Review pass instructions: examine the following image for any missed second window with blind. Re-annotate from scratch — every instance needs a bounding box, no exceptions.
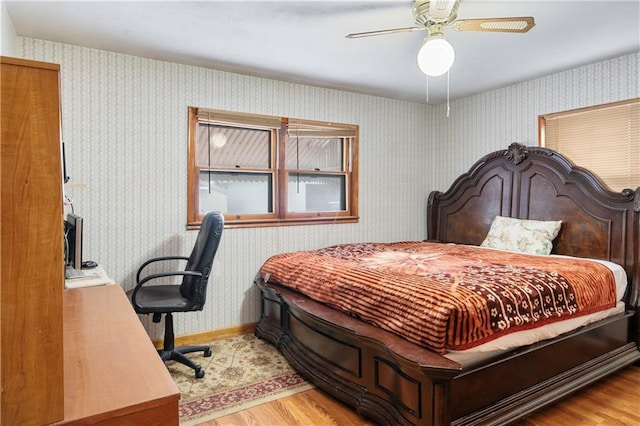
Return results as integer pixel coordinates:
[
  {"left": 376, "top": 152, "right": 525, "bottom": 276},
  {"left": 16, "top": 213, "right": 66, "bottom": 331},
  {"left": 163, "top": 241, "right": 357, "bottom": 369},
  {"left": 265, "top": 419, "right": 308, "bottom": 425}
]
[
  {"left": 539, "top": 98, "right": 639, "bottom": 193},
  {"left": 188, "top": 107, "right": 359, "bottom": 228}
]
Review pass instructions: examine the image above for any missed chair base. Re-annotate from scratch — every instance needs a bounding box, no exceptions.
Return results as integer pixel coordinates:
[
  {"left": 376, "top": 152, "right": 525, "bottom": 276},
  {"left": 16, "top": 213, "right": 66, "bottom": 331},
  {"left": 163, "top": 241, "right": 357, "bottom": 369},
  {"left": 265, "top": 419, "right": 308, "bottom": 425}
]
[
  {"left": 159, "top": 345, "right": 213, "bottom": 379},
  {"left": 156, "top": 311, "right": 213, "bottom": 378}
]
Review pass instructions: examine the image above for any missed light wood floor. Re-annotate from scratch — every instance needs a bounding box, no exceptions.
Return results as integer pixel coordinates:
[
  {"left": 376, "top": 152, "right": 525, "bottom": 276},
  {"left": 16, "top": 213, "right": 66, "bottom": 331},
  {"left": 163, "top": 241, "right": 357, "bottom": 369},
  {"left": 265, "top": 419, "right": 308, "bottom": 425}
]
[{"left": 204, "top": 363, "right": 640, "bottom": 425}]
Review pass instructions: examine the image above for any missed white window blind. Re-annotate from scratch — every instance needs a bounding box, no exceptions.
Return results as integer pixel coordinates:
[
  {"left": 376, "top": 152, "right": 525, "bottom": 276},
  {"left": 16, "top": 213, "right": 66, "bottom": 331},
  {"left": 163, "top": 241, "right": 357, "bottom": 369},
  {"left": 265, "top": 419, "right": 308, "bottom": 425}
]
[{"left": 541, "top": 99, "right": 639, "bottom": 192}]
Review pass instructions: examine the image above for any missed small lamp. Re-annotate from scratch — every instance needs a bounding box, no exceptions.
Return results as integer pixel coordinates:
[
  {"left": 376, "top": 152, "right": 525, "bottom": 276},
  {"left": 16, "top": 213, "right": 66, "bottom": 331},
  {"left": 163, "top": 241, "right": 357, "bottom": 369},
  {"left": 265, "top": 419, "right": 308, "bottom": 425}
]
[{"left": 417, "top": 34, "right": 455, "bottom": 77}]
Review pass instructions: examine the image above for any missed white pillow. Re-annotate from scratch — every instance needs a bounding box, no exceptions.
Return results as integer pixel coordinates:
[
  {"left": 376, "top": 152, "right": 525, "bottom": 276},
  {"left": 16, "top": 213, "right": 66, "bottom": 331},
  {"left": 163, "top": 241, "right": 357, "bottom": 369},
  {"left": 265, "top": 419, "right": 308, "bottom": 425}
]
[{"left": 480, "top": 216, "right": 562, "bottom": 255}]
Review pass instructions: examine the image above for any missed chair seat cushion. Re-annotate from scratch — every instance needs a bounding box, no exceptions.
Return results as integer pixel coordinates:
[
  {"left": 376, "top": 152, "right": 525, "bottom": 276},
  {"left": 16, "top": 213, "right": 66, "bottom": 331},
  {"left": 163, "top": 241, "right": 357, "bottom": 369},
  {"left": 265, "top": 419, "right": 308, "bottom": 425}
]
[{"left": 126, "top": 285, "right": 193, "bottom": 313}]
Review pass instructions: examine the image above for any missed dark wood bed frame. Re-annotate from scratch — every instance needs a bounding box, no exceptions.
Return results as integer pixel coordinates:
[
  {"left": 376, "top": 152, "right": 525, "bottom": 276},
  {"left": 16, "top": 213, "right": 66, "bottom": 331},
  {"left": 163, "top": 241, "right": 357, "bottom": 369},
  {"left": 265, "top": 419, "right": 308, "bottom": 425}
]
[{"left": 255, "top": 143, "right": 640, "bottom": 425}]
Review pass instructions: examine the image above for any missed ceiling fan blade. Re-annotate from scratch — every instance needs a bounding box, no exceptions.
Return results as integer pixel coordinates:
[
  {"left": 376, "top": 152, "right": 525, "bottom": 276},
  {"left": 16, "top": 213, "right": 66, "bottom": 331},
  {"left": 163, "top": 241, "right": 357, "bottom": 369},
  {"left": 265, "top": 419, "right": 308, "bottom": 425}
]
[
  {"left": 346, "top": 26, "right": 426, "bottom": 39},
  {"left": 452, "top": 17, "right": 535, "bottom": 33}
]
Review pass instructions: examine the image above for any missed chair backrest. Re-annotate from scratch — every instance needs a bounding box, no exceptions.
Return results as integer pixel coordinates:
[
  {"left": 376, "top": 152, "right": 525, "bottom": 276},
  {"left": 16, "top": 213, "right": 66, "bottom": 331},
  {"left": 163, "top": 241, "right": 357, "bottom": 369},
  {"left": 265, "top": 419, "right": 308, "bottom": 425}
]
[{"left": 180, "top": 211, "right": 224, "bottom": 309}]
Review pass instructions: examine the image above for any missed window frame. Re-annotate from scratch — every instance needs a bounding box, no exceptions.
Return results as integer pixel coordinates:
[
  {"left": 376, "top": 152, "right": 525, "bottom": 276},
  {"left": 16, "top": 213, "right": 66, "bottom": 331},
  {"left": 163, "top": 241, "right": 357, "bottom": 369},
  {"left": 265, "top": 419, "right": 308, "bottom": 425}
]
[
  {"left": 538, "top": 98, "right": 639, "bottom": 193},
  {"left": 187, "top": 107, "right": 359, "bottom": 228}
]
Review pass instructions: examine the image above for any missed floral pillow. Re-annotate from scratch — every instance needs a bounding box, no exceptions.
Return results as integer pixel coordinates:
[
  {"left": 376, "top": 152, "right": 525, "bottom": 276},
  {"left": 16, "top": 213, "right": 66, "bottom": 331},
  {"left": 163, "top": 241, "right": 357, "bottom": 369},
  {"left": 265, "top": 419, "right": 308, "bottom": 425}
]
[{"left": 480, "top": 216, "right": 562, "bottom": 255}]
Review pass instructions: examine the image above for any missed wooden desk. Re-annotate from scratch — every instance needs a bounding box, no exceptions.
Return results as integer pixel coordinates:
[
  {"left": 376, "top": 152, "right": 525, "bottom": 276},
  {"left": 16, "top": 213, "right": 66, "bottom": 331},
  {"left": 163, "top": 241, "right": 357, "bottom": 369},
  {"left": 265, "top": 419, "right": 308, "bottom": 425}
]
[{"left": 60, "top": 285, "right": 180, "bottom": 425}]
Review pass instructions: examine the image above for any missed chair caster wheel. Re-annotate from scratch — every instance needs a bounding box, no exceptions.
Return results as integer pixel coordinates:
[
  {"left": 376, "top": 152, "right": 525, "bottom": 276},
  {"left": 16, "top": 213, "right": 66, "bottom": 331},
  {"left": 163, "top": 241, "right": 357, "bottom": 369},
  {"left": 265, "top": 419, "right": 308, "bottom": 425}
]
[
  {"left": 195, "top": 368, "right": 205, "bottom": 379},
  {"left": 204, "top": 347, "right": 212, "bottom": 357}
]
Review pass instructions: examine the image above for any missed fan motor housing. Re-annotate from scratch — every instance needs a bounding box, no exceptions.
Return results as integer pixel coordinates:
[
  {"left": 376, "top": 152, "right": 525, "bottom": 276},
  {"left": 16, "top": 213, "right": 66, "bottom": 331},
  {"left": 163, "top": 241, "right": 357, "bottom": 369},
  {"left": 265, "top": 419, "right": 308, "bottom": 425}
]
[{"left": 413, "top": 0, "right": 459, "bottom": 26}]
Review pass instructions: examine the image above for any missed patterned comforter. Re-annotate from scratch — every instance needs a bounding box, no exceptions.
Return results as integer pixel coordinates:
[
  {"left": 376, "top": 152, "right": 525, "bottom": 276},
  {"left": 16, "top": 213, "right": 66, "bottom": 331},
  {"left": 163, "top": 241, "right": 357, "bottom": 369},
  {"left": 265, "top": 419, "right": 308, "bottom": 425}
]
[{"left": 259, "top": 242, "right": 617, "bottom": 353}]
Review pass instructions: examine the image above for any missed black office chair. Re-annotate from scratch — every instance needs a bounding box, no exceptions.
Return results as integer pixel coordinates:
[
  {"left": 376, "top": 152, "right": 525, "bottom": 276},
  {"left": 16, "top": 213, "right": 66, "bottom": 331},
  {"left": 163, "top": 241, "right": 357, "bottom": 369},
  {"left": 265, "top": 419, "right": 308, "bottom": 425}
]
[{"left": 127, "top": 211, "right": 224, "bottom": 378}]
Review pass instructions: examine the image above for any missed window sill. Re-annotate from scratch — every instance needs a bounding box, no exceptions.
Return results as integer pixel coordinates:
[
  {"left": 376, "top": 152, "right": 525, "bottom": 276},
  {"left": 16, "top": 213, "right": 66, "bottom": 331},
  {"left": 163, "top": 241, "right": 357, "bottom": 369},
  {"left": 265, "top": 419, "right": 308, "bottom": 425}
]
[{"left": 187, "top": 215, "right": 359, "bottom": 230}]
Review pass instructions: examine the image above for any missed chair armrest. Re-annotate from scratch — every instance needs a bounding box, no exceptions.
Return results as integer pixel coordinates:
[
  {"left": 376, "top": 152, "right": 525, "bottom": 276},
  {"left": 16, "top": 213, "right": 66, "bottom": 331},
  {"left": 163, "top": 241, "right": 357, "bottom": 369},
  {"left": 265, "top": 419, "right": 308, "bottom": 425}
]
[
  {"left": 130, "top": 270, "right": 202, "bottom": 310},
  {"left": 136, "top": 256, "right": 190, "bottom": 283}
]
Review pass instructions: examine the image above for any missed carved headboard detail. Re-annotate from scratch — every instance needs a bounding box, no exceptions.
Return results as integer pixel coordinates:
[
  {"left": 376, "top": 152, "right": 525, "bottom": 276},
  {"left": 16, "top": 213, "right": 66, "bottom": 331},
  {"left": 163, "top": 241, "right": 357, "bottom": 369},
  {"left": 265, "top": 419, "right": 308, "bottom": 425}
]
[{"left": 427, "top": 143, "right": 639, "bottom": 306}]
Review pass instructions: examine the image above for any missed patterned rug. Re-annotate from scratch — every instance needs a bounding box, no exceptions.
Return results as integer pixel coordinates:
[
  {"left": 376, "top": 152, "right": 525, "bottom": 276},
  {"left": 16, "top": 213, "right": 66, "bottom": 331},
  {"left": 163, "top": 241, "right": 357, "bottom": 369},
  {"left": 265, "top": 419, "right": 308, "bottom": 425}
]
[{"left": 167, "top": 333, "right": 314, "bottom": 425}]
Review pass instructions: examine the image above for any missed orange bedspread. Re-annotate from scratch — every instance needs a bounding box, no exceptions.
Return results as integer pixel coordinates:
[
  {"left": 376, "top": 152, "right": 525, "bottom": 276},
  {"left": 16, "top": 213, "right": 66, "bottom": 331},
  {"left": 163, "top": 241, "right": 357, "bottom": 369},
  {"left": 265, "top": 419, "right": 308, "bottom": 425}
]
[{"left": 260, "top": 242, "right": 617, "bottom": 353}]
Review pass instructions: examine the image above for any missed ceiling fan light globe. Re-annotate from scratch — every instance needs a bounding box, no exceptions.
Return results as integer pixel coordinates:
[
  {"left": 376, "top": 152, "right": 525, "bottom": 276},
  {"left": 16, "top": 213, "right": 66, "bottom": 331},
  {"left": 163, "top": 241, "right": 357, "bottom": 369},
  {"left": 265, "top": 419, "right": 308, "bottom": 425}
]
[
  {"left": 211, "top": 132, "right": 228, "bottom": 148},
  {"left": 417, "top": 38, "right": 455, "bottom": 77}
]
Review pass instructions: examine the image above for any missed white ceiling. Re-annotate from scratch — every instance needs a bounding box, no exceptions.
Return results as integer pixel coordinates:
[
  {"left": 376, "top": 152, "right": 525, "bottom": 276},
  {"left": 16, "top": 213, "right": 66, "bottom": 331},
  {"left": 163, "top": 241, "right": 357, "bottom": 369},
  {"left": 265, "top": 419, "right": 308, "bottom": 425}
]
[{"left": 4, "top": 0, "right": 640, "bottom": 104}]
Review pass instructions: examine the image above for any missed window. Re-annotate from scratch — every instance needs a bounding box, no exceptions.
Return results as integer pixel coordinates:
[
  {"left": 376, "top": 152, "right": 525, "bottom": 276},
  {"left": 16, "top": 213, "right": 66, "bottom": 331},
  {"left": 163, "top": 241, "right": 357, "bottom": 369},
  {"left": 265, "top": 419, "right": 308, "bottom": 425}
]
[
  {"left": 539, "top": 98, "right": 639, "bottom": 192},
  {"left": 188, "top": 107, "right": 359, "bottom": 228}
]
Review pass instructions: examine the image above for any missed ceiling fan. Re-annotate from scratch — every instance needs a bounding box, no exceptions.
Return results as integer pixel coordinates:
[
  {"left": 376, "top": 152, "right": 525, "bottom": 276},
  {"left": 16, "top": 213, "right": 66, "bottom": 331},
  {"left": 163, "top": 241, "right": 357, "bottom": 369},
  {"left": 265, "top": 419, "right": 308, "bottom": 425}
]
[{"left": 346, "top": 0, "right": 535, "bottom": 76}]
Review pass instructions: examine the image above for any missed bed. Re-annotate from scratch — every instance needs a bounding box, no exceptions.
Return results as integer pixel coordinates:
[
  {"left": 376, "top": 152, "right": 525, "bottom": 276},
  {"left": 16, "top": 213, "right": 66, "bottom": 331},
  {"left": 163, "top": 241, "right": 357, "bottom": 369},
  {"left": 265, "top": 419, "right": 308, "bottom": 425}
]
[{"left": 254, "top": 143, "right": 640, "bottom": 425}]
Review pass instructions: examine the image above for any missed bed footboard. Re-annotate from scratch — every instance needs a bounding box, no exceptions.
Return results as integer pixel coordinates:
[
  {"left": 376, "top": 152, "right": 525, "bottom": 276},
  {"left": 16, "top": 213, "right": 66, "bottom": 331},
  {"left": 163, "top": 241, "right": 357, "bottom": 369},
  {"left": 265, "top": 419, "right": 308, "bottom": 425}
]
[
  {"left": 255, "top": 279, "right": 640, "bottom": 426},
  {"left": 256, "top": 279, "right": 461, "bottom": 425}
]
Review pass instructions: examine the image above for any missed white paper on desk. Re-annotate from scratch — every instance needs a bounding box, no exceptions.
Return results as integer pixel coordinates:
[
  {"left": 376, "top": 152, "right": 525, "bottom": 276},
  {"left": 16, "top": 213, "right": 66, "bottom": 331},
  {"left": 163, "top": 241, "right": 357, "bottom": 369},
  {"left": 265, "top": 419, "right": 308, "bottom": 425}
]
[
  {"left": 65, "top": 266, "right": 115, "bottom": 289},
  {"left": 66, "top": 269, "right": 101, "bottom": 280}
]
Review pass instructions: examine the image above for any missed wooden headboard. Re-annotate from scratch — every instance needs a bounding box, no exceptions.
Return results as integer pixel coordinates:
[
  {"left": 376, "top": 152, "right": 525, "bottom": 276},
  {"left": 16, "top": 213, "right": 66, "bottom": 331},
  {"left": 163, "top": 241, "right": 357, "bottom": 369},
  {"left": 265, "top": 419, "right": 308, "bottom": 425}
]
[{"left": 427, "top": 143, "right": 639, "bottom": 306}]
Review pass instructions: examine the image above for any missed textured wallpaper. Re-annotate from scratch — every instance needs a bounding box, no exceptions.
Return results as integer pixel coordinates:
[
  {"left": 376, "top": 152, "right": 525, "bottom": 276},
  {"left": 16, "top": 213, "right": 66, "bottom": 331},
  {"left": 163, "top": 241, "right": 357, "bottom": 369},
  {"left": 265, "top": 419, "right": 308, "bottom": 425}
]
[
  {"left": 19, "top": 38, "right": 431, "bottom": 339},
  {"left": 430, "top": 52, "right": 639, "bottom": 190},
  {"left": 18, "top": 38, "right": 638, "bottom": 340}
]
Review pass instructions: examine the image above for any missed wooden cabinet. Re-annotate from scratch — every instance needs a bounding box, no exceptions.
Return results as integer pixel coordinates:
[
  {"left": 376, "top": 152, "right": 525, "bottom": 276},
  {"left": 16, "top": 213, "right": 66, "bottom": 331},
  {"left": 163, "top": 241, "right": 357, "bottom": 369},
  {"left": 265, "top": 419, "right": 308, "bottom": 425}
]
[
  {"left": 1, "top": 56, "right": 65, "bottom": 424},
  {"left": 1, "top": 56, "right": 179, "bottom": 425}
]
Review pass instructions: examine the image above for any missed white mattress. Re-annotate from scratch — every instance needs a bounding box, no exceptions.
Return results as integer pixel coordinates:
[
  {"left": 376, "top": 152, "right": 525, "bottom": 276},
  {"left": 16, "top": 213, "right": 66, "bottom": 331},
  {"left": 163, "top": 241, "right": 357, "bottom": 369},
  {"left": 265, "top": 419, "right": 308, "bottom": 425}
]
[{"left": 445, "top": 254, "right": 628, "bottom": 366}]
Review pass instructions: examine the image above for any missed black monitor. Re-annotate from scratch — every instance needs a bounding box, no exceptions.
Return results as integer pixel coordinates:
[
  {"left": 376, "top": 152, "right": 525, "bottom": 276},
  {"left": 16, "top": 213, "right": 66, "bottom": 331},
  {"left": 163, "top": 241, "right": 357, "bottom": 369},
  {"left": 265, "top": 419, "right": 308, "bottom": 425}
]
[
  {"left": 62, "top": 141, "right": 70, "bottom": 183},
  {"left": 65, "top": 213, "right": 83, "bottom": 269}
]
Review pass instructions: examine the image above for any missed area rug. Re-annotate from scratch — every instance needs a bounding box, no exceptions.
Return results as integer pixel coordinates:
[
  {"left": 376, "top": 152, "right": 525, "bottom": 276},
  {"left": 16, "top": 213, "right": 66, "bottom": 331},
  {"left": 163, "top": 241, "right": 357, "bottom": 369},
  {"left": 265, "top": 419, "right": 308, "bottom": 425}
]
[{"left": 167, "top": 333, "right": 314, "bottom": 425}]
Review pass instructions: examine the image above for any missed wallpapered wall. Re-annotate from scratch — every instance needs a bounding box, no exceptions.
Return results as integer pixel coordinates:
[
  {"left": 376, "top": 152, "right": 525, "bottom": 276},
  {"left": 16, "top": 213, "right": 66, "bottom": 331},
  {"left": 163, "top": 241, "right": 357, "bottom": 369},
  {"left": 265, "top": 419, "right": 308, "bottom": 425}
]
[
  {"left": 1, "top": 2, "right": 17, "bottom": 56},
  {"left": 18, "top": 38, "right": 638, "bottom": 340},
  {"left": 19, "top": 38, "right": 432, "bottom": 339},
  {"left": 429, "top": 52, "right": 639, "bottom": 190}
]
